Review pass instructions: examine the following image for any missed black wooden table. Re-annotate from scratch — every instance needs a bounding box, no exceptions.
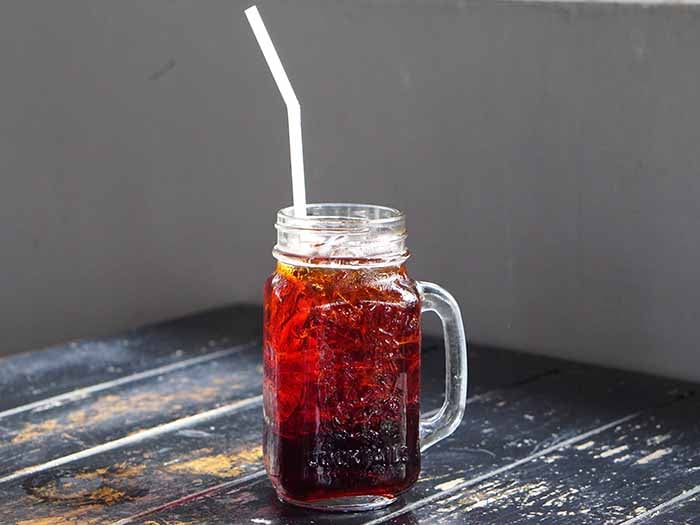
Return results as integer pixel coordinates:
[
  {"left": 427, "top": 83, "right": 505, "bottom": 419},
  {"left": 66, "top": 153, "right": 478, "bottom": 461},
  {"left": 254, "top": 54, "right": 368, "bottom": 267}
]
[{"left": 1, "top": 305, "right": 698, "bottom": 524}]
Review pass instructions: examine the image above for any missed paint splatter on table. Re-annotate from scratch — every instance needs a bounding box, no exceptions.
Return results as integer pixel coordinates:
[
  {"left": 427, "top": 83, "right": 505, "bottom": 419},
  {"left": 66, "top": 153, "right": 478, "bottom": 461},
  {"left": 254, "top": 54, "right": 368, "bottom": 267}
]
[{"left": 1, "top": 305, "right": 697, "bottom": 524}]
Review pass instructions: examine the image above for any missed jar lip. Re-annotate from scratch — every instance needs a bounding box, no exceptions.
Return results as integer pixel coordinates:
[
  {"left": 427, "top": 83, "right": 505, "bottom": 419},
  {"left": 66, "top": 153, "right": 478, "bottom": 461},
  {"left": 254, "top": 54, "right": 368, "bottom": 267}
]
[
  {"left": 274, "top": 203, "right": 408, "bottom": 264},
  {"left": 276, "top": 203, "right": 405, "bottom": 232}
]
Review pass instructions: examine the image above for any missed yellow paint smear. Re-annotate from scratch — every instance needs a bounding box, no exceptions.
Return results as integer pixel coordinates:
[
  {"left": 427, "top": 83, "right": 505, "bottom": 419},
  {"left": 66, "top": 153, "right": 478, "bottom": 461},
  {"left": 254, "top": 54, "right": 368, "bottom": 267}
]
[
  {"left": 23, "top": 462, "right": 146, "bottom": 510},
  {"left": 86, "top": 486, "right": 126, "bottom": 505},
  {"left": 67, "top": 411, "right": 87, "bottom": 426},
  {"left": 73, "top": 463, "right": 144, "bottom": 481},
  {"left": 11, "top": 419, "right": 60, "bottom": 444},
  {"left": 73, "top": 467, "right": 108, "bottom": 480},
  {"left": 167, "top": 446, "right": 262, "bottom": 477},
  {"left": 16, "top": 386, "right": 222, "bottom": 442},
  {"left": 75, "top": 387, "right": 219, "bottom": 427},
  {"left": 115, "top": 464, "right": 145, "bottom": 478}
]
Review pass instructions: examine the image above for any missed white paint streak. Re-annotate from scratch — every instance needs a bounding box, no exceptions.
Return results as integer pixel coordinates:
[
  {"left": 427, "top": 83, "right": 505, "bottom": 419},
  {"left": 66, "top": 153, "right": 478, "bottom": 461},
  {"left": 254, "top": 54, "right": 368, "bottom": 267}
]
[
  {"left": 613, "top": 454, "right": 633, "bottom": 463},
  {"left": 598, "top": 445, "right": 629, "bottom": 458},
  {"left": 542, "top": 454, "right": 562, "bottom": 464},
  {"left": 575, "top": 440, "right": 595, "bottom": 450},
  {"left": 647, "top": 434, "right": 672, "bottom": 446},
  {"left": 543, "top": 488, "right": 579, "bottom": 508},
  {"left": 635, "top": 448, "right": 673, "bottom": 465},
  {"left": 464, "top": 498, "right": 490, "bottom": 511},
  {"left": 435, "top": 478, "right": 466, "bottom": 491},
  {"left": 251, "top": 519, "right": 273, "bottom": 524}
]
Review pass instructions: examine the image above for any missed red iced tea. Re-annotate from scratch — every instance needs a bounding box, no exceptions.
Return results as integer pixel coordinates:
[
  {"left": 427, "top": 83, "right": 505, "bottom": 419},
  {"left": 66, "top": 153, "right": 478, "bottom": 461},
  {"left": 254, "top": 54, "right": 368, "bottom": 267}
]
[{"left": 263, "top": 261, "right": 421, "bottom": 503}]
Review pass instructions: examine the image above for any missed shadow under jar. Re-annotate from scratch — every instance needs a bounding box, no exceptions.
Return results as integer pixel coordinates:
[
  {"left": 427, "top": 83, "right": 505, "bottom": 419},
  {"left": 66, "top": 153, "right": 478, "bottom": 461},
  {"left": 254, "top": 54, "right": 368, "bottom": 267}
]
[{"left": 263, "top": 204, "right": 468, "bottom": 512}]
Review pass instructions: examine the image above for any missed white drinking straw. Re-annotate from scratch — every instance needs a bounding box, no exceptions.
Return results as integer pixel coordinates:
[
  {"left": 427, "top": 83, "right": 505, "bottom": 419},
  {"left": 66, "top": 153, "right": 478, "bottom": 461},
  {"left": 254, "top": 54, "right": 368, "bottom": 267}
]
[{"left": 245, "top": 5, "right": 307, "bottom": 217}]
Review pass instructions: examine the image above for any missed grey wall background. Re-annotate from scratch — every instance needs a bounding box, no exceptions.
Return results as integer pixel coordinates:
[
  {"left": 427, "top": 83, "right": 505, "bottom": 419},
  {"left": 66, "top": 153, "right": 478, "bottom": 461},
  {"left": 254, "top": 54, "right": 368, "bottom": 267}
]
[{"left": 1, "top": 1, "right": 699, "bottom": 380}]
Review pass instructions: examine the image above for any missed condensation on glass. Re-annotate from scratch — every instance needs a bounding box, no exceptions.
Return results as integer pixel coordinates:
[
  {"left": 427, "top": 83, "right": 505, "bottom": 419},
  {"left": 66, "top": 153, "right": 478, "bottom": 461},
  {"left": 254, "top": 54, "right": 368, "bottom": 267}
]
[{"left": 263, "top": 204, "right": 468, "bottom": 512}]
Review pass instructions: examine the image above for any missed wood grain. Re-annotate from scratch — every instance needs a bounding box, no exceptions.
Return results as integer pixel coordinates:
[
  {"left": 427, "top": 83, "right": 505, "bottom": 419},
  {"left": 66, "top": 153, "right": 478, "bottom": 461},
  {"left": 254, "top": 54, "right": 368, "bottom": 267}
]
[
  {"left": 137, "top": 365, "right": 690, "bottom": 524},
  {"left": 0, "top": 406, "right": 264, "bottom": 525},
  {"left": 0, "top": 305, "right": 261, "bottom": 416},
  {"left": 0, "top": 330, "right": 561, "bottom": 524},
  {"left": 405, "top": 393, "right": 700, "bottom": 524},
  {"left": 2, "top": 305, "right": 698, "bottom": 525},
  {"left": 0, "top": 345, "right": 261, "bottom": 480}
]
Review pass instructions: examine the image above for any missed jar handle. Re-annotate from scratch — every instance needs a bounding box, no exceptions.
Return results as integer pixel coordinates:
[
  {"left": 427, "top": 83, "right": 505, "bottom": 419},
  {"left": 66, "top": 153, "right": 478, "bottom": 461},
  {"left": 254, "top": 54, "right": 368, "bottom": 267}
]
[{"left": 417, "top": 281, "right": 468, "bottom": 452}]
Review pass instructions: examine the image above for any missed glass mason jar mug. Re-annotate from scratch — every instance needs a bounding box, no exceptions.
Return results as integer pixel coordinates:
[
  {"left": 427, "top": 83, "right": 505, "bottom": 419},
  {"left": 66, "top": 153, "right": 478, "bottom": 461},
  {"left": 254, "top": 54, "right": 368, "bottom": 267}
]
[{"left": 263, "top": 204, "right": 468, "bottom": 512}]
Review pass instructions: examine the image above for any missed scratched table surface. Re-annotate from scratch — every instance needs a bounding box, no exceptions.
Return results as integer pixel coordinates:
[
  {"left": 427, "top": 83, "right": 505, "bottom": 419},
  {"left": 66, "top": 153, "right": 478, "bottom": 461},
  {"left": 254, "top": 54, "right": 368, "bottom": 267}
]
[{"left": 1, "top": 305, "right": 699, "bottom": 525}]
